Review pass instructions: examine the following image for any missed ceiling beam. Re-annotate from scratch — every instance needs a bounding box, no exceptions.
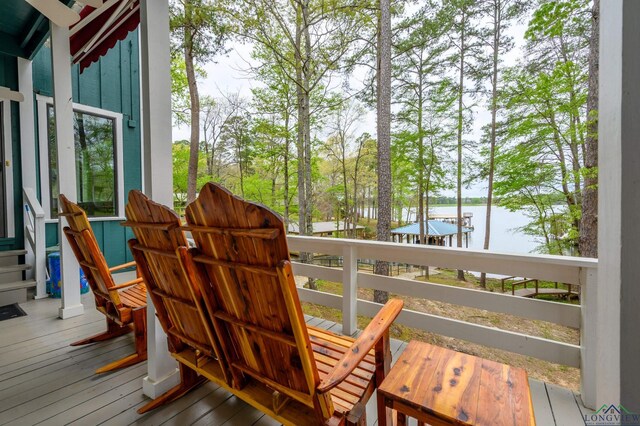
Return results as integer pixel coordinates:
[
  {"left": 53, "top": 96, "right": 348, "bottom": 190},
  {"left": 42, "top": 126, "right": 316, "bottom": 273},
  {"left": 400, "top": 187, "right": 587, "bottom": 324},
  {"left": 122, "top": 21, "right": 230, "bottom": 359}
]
[
  {"left": 0, "top": 31, "right": 27, "bottom": 58},
  {"left": 20, "top": 14, "right": 46, "bottom": 49},
  {"left": 24, "top": 0, "right": 80, "bottom": 28}
]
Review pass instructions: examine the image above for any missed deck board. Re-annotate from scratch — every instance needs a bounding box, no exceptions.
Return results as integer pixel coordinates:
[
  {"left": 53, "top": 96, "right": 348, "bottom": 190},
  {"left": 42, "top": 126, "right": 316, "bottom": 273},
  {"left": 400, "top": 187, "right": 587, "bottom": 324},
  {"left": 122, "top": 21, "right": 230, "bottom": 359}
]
[
  {"left": 545, "top": 382, "right": 585, "bottom": 426},
  {"left": 513, "top": 288, "right": 579, "bottom": 298},
  {"left": 0, "top": 294, "right": 588, "bottom": 425},
  {"left": 529, "top": 379, "right": 556, "bottom": 426}
]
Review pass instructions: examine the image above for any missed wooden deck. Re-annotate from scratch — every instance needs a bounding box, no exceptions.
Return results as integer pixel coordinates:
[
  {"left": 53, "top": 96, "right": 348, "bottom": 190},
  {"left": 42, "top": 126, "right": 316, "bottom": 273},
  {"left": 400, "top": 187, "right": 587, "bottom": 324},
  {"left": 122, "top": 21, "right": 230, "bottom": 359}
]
[
  {"left": 514, "top": 287, "right": 580, "bottom": 298},
  {"left": 0, "top": 295, "right": 592, "bottom": 425}
]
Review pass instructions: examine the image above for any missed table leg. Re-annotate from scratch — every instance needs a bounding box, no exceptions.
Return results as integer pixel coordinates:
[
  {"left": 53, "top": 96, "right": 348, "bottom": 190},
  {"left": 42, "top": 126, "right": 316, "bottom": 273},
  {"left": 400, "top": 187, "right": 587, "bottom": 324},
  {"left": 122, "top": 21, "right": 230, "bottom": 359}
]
[{"left": 397, "top": 411, "right": 407, "bottom": 426}]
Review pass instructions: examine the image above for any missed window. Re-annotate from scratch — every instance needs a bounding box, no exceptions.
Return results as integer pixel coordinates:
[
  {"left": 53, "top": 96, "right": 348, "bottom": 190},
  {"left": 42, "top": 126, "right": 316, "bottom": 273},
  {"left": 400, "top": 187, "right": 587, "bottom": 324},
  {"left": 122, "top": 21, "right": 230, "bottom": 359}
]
[{"left": 38, "top": 96, "right": 124, "bottom": 219}]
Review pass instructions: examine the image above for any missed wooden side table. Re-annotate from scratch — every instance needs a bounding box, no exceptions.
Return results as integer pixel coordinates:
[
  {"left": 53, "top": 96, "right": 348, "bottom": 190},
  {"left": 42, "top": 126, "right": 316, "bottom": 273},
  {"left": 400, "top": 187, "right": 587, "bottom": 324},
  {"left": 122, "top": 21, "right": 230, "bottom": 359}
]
[{"left": 378, "top": 341, "right": 536, "bottom": 425}]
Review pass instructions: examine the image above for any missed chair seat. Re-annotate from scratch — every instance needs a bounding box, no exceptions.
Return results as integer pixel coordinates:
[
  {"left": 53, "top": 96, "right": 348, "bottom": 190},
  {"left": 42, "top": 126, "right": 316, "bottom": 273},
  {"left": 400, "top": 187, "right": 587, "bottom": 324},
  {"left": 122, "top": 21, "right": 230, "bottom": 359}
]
[
  {"left": 118, "top": 283, "right": 147, "bottom": 309},
  {"left": 308, "top": 326, "right": 376, "bottom": 414}
]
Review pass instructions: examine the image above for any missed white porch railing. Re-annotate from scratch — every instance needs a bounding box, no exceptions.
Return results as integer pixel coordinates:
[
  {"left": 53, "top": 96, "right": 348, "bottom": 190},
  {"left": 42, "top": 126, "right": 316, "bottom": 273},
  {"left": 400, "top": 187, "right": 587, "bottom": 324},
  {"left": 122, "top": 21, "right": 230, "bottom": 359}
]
[
  {"left": 287, "top": 235, "right": 598, "bottom": 408},
  {"left": 23, "top": 187, "right": 46, "bottom": 299}
]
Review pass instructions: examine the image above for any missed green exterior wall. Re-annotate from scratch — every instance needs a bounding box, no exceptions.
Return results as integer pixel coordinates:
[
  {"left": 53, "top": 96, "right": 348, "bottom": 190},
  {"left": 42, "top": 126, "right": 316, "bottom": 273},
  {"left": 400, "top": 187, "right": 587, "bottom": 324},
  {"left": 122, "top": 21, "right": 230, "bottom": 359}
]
[
  {"left": 33, "top": 30, "right": 141, "bottom": 266},
  {"left": 0, "top": 53, "right": 24, "bottom": 251}
]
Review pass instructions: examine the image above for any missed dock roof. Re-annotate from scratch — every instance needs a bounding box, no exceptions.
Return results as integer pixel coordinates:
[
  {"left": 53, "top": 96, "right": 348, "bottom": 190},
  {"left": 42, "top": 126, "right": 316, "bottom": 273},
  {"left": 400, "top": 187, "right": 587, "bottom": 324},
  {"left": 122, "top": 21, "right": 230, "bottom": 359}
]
[
  {"left": 391, "top": 220, "right": 472, "bottom": 237},
  {"left": 287, "top": 221, "right": 365, "bottom": 235}
]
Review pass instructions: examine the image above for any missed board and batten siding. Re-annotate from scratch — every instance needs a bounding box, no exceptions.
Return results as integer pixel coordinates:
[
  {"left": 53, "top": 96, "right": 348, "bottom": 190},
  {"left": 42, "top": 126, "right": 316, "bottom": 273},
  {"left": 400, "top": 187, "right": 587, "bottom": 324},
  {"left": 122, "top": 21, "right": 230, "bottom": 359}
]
[
  {"left": 0, "top": 53, "right": 24, "bottom": 251},
  {"left": 33, "top": 31, "right": 141, "bottom": 266}
]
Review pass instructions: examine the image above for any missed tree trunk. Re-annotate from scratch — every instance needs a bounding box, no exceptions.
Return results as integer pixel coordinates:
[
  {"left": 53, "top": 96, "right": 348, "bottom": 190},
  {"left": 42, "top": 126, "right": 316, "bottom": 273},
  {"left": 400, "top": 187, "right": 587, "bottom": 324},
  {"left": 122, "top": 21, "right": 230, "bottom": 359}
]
[
  {"left": 283, "top": 115, "right": 291, "bottom": 227},
  {"left": 237, "top": 143, "right": 244, "bottom": 197},
  {"left": 417, "top": 72, "right": 425, "bottom": 246},
  {"left": 374, "top": 0, "right": 392, "bottom": 304},
  {"left": 456, "top": 8, "right": 466, "bottom": 281},
  {"left": 341, "top": 137, "right": 350, "bottom": 237},
  {"left": 550, "top": 109, "right": 581, "bottom": 235},
  {"left": 481, "top": 0, "right": 500, "bottom": 289},
  {"left": 302, "top": 2, "right": 316, "bottom": 289},
  {"left": 579, "top": 0, "right": 599, "bottom": 258},
  {"left": 367, "top": 186, "right": 371, "bottom": 224},
  {"left": 185, "top": 27, "right": 200, "bottom": 204},
  {"left": 294, "top": 3, "right": 316, "bottom": 289}
]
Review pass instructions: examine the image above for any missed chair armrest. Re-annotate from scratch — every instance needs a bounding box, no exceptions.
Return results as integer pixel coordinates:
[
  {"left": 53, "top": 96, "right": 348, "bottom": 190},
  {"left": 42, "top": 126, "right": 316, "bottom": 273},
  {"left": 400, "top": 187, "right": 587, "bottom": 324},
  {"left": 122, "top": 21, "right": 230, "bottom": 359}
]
[
  {"left": 317, "top": 299, "right": 403, "bottom": 393},
  {"left": 109, "top": 261, "right": 137, "bottom": 273},
  {"left": 110, "top": 277, "right": 144, "bottom": 291}
]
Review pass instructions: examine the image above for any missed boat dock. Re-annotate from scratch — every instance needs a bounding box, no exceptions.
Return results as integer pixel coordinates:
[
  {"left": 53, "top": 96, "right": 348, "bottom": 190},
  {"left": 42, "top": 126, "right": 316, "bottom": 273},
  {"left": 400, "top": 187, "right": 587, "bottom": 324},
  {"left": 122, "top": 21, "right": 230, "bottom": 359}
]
[{"left": 429, "top": 212, "right": 473, "bottom": 228}]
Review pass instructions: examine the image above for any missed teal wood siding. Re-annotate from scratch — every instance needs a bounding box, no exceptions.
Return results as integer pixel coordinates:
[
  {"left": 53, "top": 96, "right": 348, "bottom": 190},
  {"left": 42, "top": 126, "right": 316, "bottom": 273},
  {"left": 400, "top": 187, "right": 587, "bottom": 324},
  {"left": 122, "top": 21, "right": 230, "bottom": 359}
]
[
  {"left": 0, "top": 53, "right": 24, "bottom": 251},
  {"left": 34, "top": 30, "right": 140, "bottom": 265},
  {"left": 45, "top": 220, "right": 134, "bottom": 265}
]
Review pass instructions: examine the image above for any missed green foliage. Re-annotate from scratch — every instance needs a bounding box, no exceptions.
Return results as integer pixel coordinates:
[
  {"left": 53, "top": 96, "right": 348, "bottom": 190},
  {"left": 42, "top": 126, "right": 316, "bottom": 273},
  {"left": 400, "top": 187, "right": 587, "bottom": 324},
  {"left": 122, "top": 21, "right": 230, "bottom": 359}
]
[
  {"left": 169, "top": 0, "right": 228, "bottom": 63},
  {"left": 495, "top": 0, "right": 591, "bottom": 254},
  {"left": 168, "top": 0, "right": 596, "bottom": 255}
]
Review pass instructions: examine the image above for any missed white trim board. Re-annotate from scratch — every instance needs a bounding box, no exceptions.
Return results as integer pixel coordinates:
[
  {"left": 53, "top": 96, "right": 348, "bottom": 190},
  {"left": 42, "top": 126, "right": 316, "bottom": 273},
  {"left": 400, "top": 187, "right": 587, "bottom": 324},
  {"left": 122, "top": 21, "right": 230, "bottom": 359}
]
[
  {"left": 1, "top": 100, "right": 15, "bottom": 238},
  {"left": 36, "top": 94, "right": 125, "bottom": 220}
]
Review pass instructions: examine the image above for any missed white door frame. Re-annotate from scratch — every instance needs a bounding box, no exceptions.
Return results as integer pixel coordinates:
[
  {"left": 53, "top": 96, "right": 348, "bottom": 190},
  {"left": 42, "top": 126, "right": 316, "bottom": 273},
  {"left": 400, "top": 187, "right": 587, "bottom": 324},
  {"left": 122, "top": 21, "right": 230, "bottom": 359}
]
[{"left": 0, "top": 100, "right": 15, "bottom": 239}]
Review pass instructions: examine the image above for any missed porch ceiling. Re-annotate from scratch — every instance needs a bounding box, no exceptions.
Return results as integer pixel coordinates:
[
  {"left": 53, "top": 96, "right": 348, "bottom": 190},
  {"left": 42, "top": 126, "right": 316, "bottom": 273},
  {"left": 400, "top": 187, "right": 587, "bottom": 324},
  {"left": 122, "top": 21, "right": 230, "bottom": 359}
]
[{"left": 0, "top": 0, "right": 74, "bottom": 59}]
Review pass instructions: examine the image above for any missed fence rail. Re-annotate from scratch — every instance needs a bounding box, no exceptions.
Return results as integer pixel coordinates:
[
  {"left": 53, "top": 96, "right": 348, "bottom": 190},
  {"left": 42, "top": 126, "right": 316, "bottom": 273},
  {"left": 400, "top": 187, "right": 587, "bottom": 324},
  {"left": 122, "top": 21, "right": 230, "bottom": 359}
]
[{"left": 287, "top": 235, "right": 598, "bottom": 404}]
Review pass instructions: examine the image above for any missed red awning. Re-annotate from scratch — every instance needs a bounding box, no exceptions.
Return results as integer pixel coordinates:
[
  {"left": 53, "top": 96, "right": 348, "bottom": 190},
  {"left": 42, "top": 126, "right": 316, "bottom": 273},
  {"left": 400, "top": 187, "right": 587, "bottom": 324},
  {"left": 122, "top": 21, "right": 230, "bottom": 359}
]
[{"left": 70, "top": 0, "right": 140, "bottom": 73}]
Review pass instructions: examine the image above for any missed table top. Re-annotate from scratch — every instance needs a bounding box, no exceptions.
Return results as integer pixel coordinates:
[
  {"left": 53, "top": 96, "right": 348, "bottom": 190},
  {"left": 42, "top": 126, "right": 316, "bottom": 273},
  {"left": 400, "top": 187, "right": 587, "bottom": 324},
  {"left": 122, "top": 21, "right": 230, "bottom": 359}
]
[{"left": 378, "top": 340, "right": 536, "bottom": 425}]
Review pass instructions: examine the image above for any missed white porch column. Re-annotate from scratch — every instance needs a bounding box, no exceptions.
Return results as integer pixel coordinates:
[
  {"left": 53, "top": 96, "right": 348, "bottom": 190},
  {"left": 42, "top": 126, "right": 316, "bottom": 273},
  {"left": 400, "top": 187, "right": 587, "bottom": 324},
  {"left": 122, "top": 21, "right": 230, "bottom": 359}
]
[
  {"left": 139, "top": 0, "right": 179, "bottom": 398},
  {"left": 595, "top": 0, "right": 640, "bottom": 410},
  {"left": 18, "top": 58, "right": 47, "bottom": 300},
  {"left": 17, "top": 59, "right": 38, "bottom": 295},
  {"left": 50, "top": 24, "right": 83, "bottom": 319},
  {"left": 600, "top": 0, "right": 640, "bottom": 413},
  {"left": 17, "top": 59, "right": 36, "bottom": 192}
]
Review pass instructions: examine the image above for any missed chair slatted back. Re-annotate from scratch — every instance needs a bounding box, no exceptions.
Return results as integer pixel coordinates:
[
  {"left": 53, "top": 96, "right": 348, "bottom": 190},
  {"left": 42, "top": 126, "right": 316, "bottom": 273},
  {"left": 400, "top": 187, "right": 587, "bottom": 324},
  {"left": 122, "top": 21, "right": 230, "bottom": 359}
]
[
  {"left": 124, "top": 190, "right": 227, "bottom": 370},
  {"left": 183, "top": 183, "right": 333, "bottom": 418},
  {"left": 59, "top": 195, "right": 121, "bottom": 309}
]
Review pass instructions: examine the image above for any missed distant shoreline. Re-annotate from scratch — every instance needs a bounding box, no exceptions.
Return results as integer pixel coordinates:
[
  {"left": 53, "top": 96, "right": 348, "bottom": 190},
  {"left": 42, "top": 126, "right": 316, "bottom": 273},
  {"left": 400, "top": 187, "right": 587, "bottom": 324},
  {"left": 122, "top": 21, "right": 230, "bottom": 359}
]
[{"left": 431, "top": 204, "right": 488, "bottom": 207}]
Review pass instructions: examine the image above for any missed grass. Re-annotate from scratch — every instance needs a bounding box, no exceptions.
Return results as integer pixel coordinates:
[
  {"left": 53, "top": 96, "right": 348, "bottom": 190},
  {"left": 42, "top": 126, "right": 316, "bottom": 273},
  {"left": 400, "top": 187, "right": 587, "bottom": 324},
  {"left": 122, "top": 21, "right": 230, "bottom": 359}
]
[{"left": 301, "top": 268, "right": 581, "bottom": 391}]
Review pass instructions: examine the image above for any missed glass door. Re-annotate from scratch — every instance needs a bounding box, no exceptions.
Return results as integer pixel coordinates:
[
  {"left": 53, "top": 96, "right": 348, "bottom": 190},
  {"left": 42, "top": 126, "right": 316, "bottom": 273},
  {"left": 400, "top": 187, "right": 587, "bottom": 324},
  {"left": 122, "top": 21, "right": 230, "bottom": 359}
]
[{"left": 0, "top": 101, "right": 5, "bottom": 238}]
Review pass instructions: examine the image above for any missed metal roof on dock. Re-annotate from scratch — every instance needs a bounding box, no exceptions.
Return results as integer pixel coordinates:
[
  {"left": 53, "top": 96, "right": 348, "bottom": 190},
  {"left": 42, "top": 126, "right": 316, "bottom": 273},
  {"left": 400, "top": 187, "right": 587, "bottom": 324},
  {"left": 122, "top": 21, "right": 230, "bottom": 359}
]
[
  {"left": 287, "top": 221, "right": 365, "bottom": 234},
  {"left": 391, "top": 220, "right": 472, "bottom": 237}
]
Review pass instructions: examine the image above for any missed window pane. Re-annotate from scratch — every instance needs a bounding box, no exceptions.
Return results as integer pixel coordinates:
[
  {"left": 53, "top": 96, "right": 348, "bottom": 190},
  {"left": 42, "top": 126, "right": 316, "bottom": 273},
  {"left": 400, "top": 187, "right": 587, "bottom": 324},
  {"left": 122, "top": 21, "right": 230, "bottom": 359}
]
[
  {"left": 74, "top": 111, "right": 116, "bottom": 216},
  {"left": 47, "top": 105, "right": 58, "bottom": 216},
  {"left": 47, "top": 105, "right": 117, "bottom": 217}
]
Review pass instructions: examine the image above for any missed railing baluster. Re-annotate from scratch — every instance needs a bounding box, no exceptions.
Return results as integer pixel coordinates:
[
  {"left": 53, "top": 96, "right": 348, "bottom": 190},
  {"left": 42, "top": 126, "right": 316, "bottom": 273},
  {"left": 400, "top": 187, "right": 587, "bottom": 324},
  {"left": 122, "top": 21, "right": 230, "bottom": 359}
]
[
  {"left": 342, "top": 245, "right": 358, "bottom": 336},
  {"left": 23, "top": 188, "right": 47, "bottom": 299}
]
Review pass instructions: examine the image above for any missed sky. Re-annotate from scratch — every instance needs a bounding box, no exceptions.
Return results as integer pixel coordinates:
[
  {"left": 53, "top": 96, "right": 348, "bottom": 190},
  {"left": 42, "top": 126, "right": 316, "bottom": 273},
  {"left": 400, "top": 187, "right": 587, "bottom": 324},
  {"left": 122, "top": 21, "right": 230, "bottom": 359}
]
[{"left": 172, "top": 15, "right": 530, "bottom": 198}]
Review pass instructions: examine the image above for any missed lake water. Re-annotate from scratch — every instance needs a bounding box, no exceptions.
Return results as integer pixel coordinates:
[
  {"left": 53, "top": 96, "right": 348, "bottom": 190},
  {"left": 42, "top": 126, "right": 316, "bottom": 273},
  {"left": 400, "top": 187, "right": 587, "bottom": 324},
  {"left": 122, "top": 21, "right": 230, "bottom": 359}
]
[{"left": 425, "top": 205, "right": 540, "bottom": 254}]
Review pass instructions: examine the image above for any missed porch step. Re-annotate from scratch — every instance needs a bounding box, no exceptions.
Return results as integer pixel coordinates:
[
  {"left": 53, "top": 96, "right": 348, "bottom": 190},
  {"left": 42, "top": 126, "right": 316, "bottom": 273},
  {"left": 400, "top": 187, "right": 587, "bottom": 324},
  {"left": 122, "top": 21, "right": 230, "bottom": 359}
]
[
  {"left": 0, "top": 264, "right": 31, "bottom": 274},
  {"left": 0, "top": 249, "right": 27, "bottom": 258},
  {"left": 0, "top": 279, "right": 36, "bottom": 305},
  {"left": 0, "top": 264, "right": 31, "bottom": 286},
  {"left": 0, "top": 279, "right": 37, "bottom": 292}
]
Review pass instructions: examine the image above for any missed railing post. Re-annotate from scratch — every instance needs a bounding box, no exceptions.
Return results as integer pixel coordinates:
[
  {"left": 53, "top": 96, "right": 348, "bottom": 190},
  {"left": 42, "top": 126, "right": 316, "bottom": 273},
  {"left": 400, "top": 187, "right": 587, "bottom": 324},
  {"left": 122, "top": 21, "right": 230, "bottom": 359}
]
[
  {"left": 342, "top": 245, "right": 358, "bottom": 336},
  {"left": 23, "top": 203, "right": 35, "bottom": 283},
  {"left": 580, "top": 266, "right": 598, "bottom": 409},
  {"left": 23, "top": 188, "right": 47, "bottom": 300},
  {"left": 34, "top": 212, "right": 46, "bottom": 299}
]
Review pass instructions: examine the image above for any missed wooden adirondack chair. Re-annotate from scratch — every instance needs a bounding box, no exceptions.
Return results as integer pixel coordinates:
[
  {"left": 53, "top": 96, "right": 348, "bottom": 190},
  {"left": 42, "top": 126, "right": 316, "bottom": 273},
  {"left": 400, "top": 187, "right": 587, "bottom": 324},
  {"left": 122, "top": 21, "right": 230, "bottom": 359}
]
[
  {"left": 123, "top": 190, "right": 223, "bottom": 412},
  {"left": 59, "top": 194, "right": 147, "bottom": 374},
  {"left": 127, "top": 183, "right": 403, "bottom": 425}
]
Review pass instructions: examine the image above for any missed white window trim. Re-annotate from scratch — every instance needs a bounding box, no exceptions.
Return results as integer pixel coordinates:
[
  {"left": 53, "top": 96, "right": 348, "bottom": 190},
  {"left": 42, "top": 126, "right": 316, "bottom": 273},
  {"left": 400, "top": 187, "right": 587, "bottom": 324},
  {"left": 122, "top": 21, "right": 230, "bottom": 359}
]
[
  {"left": 1, "top": 100, "right": 15, "bottom": 238},
  {"left": 36, "top": 94, "right": 125, "bottom": 222}
]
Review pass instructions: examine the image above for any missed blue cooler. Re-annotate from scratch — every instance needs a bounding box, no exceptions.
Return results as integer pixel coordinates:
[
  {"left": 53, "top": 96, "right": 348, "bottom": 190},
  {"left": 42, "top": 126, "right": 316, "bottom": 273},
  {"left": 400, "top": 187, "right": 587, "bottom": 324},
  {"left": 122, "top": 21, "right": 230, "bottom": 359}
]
[
  {"left": 48, "top": 252, "right": 62, "bottom": 298},
  {"left": 80, "top": 269, "right": 89, "bottom": 294},
  {"left": 47, "top": 252, "right": 90, "bottom": 297}
]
